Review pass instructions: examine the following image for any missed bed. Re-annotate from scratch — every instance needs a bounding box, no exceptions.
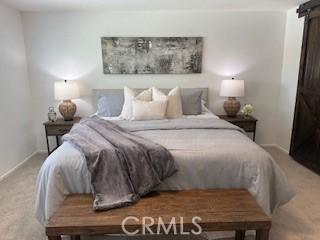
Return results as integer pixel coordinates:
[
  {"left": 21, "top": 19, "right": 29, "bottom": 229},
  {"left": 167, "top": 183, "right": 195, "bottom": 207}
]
[{"left": 35, "top": 88, "right": 295, "bottom": 225}]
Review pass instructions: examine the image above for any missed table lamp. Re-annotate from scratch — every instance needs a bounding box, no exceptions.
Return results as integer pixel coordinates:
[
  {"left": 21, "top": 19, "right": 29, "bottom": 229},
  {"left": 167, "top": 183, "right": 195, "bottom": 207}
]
[
  {"left": 220, "top": 78, "right": 245, "bottom": 117},
  {"left": 54, "top": 80, "right": 79, "bottom": 121}
]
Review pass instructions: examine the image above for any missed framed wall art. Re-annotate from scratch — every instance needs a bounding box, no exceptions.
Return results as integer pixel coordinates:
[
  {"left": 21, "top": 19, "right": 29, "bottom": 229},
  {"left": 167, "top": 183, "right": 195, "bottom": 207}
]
[{"left": 101, "top": 37, "right": 203, "bottom": 74}]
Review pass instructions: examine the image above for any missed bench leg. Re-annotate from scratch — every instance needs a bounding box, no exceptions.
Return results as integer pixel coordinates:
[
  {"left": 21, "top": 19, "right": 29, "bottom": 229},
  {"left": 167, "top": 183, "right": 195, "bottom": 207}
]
[
  {"left": 48, "top": 236, "right": 61, "bottom": 240},
  {"left": 256, "top": 229, "right": 269, "bottom": 240},
  {"left": 235, "top": 230, "right": 246, "bottom": 240},
  {"left": 71, "top": 235, "right": 80, "bottom": 240}
]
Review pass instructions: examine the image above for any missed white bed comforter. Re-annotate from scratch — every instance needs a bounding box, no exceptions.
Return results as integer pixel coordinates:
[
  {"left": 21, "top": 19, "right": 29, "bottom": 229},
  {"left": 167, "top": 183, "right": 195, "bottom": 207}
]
[{"left": 35, "top": 115, "right": 295, "bottom": 225}]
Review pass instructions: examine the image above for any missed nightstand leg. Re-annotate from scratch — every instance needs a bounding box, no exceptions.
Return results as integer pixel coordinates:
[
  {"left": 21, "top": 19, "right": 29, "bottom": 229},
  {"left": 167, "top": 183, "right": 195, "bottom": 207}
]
[
  {"left": 48, "top": 236, "right": 61, "bottom": 240},
  {"left": 253, "top": 127, "right": 257, "bottom": 142},
  {"left": 71, "top": 235, "right": 80, "bottom": 240},
  {"left": 235, "top": 230, "right": 245, "bottom": 240},
  {"left": 56, "top": 136, "right": 59, "bottom": 147},
  {"left": 46, "top": 137, "right": 50, "bottom": 155},
  {"left": 45, "top": 127, "right": 50, "bottom": 155},
  {"left": 256, "top": 229, "right": 269, "bottom": 240}
]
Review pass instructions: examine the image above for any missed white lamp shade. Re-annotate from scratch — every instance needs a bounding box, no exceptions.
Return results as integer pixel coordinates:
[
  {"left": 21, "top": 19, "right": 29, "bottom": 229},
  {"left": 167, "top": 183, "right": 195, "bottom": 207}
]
[
  {"left": 220, "top": 79, "right": 245, "bottom": 97},
  {"left": 54, "top": 81, "right": 80, "bottom": 100}
]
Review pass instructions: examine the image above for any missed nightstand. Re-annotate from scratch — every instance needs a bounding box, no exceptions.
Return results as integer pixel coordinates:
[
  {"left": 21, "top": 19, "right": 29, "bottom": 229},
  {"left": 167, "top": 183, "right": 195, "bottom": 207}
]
[
  {"left": 218, "top": 115, "right": 258, "bottom": 141},
  {"left": 43, "top": 117, "right": 81, "bottom": 155}
]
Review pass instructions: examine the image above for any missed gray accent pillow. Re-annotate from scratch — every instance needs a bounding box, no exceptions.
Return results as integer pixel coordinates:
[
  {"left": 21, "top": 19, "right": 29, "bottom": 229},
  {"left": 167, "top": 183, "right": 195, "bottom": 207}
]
[
  {"left": 181, "top": 90, "right": 203, "bottom": 115},
  {"left": 97, "top": 94, "right": 124, "bottom": 117}
]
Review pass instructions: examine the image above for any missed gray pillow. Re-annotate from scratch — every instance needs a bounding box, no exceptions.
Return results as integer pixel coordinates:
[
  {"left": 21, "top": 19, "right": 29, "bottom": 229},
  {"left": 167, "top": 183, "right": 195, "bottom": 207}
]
[
  {"left": 181, "top": 90, "right": 203, "bottom": 115},
  {"left": 97, "top": 94, "right": 124, "bottom": 117}
]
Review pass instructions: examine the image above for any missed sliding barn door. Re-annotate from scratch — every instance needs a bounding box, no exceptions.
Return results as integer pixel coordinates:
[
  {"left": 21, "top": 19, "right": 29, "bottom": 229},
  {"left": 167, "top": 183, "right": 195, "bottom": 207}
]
[{"left": 290, "top": 3, "right": 320, "bottom": 174}]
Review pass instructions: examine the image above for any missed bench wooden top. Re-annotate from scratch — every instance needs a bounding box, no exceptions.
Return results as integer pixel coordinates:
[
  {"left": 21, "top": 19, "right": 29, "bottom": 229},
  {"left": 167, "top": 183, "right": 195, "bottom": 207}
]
[{"left": 46, "top": 190, "right": 271, "bottom": 236}]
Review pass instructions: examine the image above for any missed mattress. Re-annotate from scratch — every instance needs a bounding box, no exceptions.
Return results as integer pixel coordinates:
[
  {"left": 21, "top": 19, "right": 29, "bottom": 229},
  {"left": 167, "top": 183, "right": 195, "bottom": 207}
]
[{"left": 35, "top": 113, "right": 294, "bottom": 225}]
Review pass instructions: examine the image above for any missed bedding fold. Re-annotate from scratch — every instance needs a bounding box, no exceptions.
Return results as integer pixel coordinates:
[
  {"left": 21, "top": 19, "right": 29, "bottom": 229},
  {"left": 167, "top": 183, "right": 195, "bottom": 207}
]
[
  {"left": 114, "top": 118, "right": 245, "bottom": 132},
  {"left": 62, "top": 117, "right": 177, "bottom": 211}
]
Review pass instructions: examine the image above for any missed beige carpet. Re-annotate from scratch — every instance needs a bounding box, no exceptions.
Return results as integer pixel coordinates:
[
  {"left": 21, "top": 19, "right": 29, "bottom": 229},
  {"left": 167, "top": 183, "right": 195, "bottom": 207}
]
[{"left": 0, "top": 146, "right": 319, "bottom": 240}]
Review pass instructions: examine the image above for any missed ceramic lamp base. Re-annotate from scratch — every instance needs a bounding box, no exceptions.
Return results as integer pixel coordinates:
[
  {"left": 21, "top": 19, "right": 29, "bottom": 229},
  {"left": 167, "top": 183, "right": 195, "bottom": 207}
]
[
  {"left": 223, "top": 97, "right": 240, "bottom": 118},
  {"left": 59, "top": 100, "right": 77, "bottom": 121}
]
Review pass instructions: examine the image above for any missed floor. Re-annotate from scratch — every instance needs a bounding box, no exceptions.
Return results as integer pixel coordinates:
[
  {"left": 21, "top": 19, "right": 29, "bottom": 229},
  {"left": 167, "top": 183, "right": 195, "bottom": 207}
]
[{"left": 0, "top": 146, "right": 319, "bottom": 240}]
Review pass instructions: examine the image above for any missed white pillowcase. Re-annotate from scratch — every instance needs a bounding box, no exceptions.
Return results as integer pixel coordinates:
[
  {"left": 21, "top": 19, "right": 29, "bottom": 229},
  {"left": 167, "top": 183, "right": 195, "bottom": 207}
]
[
  {"left": 120, "top": 87, "right": 152, "bottom": 120},
  {"left": 200, "top": 100, "right": 219, "bottom": 119},
  {"left": 152, "top": 87, "right": 183, "bottom": 119},
  {"left": 132, "top": 100, "right": 168, "bottom": 120},
  {"left": 201, "top": 100, "right": 210, "bottom": 113}
]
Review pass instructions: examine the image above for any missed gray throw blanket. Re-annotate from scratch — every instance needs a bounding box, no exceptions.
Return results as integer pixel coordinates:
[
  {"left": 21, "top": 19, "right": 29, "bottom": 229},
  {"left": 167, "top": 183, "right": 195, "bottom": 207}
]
[{"left": 62, "top": 118, "right": 177, "bottom": 211}]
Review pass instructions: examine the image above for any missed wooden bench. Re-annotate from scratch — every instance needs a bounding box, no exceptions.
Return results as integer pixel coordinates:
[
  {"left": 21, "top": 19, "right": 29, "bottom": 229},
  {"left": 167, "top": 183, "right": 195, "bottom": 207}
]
[{"left": 46, "top": 190, "right": 271, "bottom": 240}]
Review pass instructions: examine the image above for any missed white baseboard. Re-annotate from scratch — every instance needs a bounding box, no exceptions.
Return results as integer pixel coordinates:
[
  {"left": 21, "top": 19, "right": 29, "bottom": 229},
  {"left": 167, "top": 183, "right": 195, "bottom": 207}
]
[
  {"left": 260, "top": 144, "right": 289, "bottom": 154},
  {"left": 275, "top": 145, "right": 289, "bottom": 154},
  {"left": 0, "top": 151, "right": 38, "bottom": 182},
  {"left": 37, "top": 149, "right": 48, "bottom": 154},
  {"left": 260, "top": 143, "right": 277, "bottom": 147}
]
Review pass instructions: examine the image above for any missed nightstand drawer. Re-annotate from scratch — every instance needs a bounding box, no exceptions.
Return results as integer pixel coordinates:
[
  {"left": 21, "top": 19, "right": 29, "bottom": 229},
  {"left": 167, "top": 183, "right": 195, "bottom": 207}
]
[
  {"left": 235, "top": 122, "right": 256, "bottom": 132},
  {"left": 44, "top": 117, "right": 81, "bottom": 155},
  {"left": 218, "top": 115, "right": 257, "bottom": 141},
  {"left": 46, "top": 125, "right": 72, "bottom": 136}
]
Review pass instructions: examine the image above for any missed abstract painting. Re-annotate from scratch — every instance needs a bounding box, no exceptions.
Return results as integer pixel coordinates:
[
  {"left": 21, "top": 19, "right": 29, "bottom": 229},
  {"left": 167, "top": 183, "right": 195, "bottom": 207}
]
[{"left": 101, "top": 37, "right": 203, "bottom": 74}]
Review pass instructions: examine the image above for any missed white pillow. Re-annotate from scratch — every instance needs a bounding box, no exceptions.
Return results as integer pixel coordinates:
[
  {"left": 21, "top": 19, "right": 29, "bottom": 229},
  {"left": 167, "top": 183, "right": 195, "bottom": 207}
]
[
  {"left": 200, "top": 100, "right": 219, "bottom": 119},
  {"left": 120, "top": 87, "right": 152, "bottom": 120},
  {"left": 152, "top": 87, "right": 183, "bottom": 119},
  {"left": 132, "top": 100, "right": 168, "bottom": 120},
  {"left": 201, "top": 100, "right": 209, "bottom": 113}
]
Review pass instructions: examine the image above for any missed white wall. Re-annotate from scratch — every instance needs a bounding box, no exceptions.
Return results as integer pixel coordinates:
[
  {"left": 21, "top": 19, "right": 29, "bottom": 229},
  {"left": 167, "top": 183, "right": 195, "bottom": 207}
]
[
  {"left": 276, "top": 8, "right": 304, "bottom": 151},
  {"left": 0, "top": 4, "right": 35, "bottom": 178},
  {"left": 22, "top": 10, "right": 287, "bottom": 150}
]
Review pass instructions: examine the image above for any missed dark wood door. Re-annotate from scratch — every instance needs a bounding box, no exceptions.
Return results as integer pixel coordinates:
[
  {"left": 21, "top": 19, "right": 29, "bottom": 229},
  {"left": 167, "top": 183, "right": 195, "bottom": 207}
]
[{"left": 291, "top": 4, "right": 320, "bottom": 174}]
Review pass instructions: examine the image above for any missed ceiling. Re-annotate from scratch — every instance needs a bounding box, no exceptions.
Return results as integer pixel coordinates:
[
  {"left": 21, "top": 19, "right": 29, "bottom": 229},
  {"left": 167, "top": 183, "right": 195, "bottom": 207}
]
[{"left": 1, "top": 0, "right": 307, "bottom": 12}]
